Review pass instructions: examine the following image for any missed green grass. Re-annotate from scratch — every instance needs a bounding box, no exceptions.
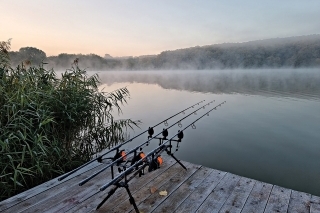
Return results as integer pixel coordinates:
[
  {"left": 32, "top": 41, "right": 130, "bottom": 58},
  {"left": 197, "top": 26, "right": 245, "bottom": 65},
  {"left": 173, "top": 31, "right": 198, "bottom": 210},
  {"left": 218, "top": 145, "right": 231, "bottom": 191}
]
[{"left": 0, "top": 40, "right": 138, "bottom": 201}]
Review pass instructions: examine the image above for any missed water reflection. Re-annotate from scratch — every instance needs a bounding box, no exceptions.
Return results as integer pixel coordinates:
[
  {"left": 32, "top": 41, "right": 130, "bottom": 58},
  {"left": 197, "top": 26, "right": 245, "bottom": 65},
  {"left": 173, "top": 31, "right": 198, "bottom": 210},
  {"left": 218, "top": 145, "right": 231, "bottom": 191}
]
[
  {"left": 94, "top": 69, "right": 320, "bottom": 196},
  {"left": 97, "top": 69, "right": 320, "bottom": 100}
]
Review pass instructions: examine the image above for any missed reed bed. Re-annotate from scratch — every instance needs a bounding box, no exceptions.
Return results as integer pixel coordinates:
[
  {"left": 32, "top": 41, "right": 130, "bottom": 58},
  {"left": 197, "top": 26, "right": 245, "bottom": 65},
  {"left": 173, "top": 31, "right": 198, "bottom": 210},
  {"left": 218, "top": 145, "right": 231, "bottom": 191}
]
[{"left": 0, "top": 40, "right": 138, "bottom": 201}]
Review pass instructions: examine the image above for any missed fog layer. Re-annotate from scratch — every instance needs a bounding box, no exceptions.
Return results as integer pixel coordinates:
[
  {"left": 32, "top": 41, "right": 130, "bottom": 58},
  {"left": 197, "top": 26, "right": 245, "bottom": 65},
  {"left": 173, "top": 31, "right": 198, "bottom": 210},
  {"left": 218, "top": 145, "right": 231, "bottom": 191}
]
[
  {"left": 9, "top": 35, "right": 320, "bottom": 70},
  {"left": 97, "top": 69, "right": 320, "bottom": 100}
]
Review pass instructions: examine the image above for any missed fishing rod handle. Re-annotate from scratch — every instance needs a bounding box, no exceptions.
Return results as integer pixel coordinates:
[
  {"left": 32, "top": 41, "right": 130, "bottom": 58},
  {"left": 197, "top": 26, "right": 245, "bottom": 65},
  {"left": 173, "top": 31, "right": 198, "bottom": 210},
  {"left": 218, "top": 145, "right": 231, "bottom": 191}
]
[
  {"left": 79, "top": 144, "right": 148, "bottom": 186},
  {"left": 100, "top": 145, "right": 168, "bottom": 191}
]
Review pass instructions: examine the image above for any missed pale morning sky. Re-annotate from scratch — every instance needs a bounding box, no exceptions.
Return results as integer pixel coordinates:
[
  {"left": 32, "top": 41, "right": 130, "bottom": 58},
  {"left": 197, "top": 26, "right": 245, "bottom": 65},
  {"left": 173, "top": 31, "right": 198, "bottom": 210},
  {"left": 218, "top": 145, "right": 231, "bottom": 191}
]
[{"left": 1, "top": 0, "right": 320, "bottom": 57}]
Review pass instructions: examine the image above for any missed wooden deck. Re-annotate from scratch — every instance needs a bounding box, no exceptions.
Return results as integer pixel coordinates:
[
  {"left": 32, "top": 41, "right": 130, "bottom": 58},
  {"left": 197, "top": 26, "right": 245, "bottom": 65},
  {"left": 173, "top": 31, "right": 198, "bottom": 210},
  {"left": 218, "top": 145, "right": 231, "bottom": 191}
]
[{"left": 1, "top": 155, "right": 320, "bottom": 213}]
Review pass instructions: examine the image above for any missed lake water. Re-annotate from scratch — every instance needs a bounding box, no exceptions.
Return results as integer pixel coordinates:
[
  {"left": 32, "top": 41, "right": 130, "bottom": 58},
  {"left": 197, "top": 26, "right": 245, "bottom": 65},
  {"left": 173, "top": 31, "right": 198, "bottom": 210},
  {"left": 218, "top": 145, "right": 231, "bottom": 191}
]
[{"left": 92, "top": 69, "right": 320, "bottom": 196}]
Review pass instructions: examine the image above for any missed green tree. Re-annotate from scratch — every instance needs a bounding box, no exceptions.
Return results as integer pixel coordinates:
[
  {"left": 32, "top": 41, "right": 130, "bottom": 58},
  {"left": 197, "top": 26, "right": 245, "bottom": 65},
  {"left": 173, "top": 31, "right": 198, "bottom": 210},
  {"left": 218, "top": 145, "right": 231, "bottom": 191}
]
[{"left": 18, "top": 47, "right": 46, "bottom": 65}]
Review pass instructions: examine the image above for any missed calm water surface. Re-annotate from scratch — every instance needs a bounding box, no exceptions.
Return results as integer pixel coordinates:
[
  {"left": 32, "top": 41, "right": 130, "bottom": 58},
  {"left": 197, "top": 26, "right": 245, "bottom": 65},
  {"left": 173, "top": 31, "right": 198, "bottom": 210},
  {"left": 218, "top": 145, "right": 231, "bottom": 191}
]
[{"left": 92, "top": 69, "right": 320, "bottom": 196}]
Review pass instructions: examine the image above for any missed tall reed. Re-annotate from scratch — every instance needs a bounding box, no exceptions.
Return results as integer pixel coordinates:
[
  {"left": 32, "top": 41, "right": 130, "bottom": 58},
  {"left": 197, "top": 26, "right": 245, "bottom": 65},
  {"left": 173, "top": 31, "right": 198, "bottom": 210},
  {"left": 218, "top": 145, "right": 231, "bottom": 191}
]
[{"left": 0, "top": 40, "right": 138, "bottom": 201}]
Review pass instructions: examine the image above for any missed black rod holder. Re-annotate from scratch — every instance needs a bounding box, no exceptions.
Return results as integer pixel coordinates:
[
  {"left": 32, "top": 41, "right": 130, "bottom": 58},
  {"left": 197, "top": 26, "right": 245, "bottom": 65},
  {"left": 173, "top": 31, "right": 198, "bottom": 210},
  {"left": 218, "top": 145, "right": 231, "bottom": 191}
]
[{"left": 58, "top": 100, "right": 206, "bottom": 181}]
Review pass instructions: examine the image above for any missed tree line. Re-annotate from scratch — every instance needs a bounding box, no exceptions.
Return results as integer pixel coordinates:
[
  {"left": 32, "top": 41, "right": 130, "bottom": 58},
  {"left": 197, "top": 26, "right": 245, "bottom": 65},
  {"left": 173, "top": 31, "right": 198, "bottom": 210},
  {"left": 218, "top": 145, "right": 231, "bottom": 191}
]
[{"left": 9, "top": 34, "right": 320, "bottom": 70}]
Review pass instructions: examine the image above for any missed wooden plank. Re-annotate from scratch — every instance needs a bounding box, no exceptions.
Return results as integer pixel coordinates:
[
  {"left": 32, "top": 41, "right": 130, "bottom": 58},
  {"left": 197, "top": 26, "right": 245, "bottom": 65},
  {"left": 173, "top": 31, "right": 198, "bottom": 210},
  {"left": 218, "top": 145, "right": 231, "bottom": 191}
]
[
  {"left": 264, "top": 185, "right": 291, "bottom": 213},
  {"left": 174, "top": 169, "right": 227, "bottom": 213},
  {"left": 131, "top": 162, "right": 201, "bottom": 213},
  {"left": 67, "top": 156, "right": 177, "bottom": 213},
  {"left": 240, "top": 181, "right": 273, "bottom": 213},
  {"left": 287, "top": 190, "right": 311, "bottom": 213},
  {"left": 310, "top": 195, "right": 320, "bottom": 213},
  {"left": 4, "top": 156, "right": 320, "bottom": 213},
  {"left": 195, "top": 173, "right": 241, "bottom": 213},
  {"left": 109, "top": 161, "right": 194, "bottom": 213},
  {"left": 0, "top": 161, "right": 101, "bottom": 212},
  {"left": 218, "top": 177, "right": 255, "bottom": 213},
  {"left": 152, "top": 166, "right": 213, "bottom": 213},
  {"left": 3, "top": 164, "right": 106, "bottom": 213},
  {"left": 20, "top": 165, "right": 113, "bottom": 213}
]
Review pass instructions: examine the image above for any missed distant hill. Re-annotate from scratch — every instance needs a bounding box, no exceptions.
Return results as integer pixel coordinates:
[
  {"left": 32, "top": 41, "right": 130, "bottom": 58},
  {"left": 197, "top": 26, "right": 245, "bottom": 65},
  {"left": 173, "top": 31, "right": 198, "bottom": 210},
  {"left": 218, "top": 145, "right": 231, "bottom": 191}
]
[{"left": 9, "top": 35, "right": 320, "bottom": 70}]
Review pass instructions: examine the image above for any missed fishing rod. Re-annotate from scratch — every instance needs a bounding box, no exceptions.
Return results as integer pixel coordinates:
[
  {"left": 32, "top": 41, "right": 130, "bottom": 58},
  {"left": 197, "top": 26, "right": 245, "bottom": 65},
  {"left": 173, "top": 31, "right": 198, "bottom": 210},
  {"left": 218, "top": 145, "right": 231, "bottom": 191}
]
[
  {"left": 96, "top": 147, "right": 165, "bottom": 211},
  {"left": 95, "top": 101, "right": 226, "bottom": 212},
  {"left": 58, "top": 100, "right": 205, "bottom": 181},
  {"left": 78, "top": 100, "right": 215, "bottom": 186},
  {"left": 99, "top": 101, "right": 226, "bottom": 191}
]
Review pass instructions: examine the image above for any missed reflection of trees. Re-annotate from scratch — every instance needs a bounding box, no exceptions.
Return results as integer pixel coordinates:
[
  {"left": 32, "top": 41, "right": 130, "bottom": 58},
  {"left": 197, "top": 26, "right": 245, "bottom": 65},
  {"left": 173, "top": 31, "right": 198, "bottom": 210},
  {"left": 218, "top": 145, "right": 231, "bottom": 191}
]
[{"left": 98, "top": 70, "right": 320, "bottom": 100}]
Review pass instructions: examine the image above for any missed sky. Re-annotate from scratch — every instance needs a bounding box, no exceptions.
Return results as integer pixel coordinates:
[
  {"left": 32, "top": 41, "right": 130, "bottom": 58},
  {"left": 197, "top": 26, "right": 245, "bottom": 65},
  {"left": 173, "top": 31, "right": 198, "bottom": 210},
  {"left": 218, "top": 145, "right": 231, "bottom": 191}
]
[{"left": 1, "top": 0, "right": 320, "bottom": 57}]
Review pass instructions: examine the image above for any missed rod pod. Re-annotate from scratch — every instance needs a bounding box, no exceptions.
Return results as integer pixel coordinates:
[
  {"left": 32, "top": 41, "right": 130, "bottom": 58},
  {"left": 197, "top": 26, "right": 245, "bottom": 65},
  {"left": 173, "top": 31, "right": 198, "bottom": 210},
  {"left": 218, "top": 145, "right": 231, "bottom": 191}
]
[
  {"left": 58, "top": 100, "right": 205, "bottom": 181},
  {"left": 78, "top": 100, "right": 215, "bottom": 186}
]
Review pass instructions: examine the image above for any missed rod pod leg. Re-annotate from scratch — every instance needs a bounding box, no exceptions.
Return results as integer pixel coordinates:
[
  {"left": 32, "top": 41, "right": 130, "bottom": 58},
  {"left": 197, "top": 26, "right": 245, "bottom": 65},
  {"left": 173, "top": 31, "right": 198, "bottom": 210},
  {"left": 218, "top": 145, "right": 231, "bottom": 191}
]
[
  {"left": 96, "top": 185, "right": 119, "bottom": 210},
  {"left": 166, "top": 149, "right": 187, "bottom": 170},
  {"left": 96, "top": 182, "right": 140, "bottom": 212},
  {"left": 124, "top": 184, "right": 140, "bottom": 213}
]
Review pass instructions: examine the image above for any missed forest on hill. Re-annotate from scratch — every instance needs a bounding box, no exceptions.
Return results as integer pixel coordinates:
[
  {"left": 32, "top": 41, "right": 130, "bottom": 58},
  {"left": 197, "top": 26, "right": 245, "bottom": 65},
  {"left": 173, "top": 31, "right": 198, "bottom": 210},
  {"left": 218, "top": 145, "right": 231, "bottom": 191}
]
[{"left": 9, "top": 35, "right": 320, "bottom": 70}]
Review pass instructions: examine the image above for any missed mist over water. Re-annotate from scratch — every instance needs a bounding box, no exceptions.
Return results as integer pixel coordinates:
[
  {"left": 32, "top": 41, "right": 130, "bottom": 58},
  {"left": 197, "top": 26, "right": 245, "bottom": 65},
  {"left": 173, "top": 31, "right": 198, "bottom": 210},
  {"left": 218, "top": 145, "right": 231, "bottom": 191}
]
[
  {"left": 98, "top": 69, "right": 320, "bottom": 101},
  {"left": 93, "top": 69, "right": 320, "bottom": 196}
]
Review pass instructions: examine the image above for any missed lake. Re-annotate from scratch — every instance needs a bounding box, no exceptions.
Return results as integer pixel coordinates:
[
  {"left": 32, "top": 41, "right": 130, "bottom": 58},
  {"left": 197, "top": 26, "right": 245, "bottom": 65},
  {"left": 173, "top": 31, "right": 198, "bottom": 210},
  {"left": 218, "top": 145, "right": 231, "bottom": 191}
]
[{"left": 93, "top": 69, "right": 320, "bottom": 196}]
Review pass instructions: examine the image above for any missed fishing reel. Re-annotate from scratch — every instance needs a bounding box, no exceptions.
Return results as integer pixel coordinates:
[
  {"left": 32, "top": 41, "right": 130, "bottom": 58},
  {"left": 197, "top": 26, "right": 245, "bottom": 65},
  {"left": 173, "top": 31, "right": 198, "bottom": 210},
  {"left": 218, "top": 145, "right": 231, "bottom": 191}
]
[
  {"left": 113, "top": 150, "right": 127, "bottom": 166},
  {"left": 129, "top": 151, "right": 147, "bottom": 176},
  {"left": 148, "top": 155, "right": 164, "bottom": 172},
  {"left": 96, "top": 149, "right": 127, "bottom": 165},
  {"left": 131, "top": 151, "right": 146, "bottom": 166}
]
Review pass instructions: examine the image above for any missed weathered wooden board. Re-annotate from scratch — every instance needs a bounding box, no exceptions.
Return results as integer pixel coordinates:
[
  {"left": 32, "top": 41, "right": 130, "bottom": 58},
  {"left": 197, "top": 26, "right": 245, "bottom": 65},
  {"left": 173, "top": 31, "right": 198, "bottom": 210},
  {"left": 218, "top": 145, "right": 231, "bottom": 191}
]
[
  {"left": 218, "top": 176, "right": 255, "bottom": 213},
  {"left": 287, "top": 190, "right": 311, "bottom": 213},
  {"left": 5, "top": 163, "right": 106, "bottom": 213},
  {"left": 174, "top": 169, "right": 227, "bottom": 213},
  {"left": 20, "top": 165, "right": 113, "bottom": 213},
  {"left": 240, "top": 181, "right": 273, "bottom": 213},
  {"left": 0, "top": 161, "right": 101, "bottom": 212},
  {"left": 310, "top": 195, "right": 320, "bottom": 213},
  {"left": 193, "top": 172, "right": 241, "bottom": 213},
  {"left": 264, "top": 185, "right": 291, "bottom": 213},
  {"left": 152, "top": 166, "right": 213, "bottom": 213},
  {"left": 132, "top": 162, "right": 201, "bottom": 213},
  {"left": 110, "top": 161, "right": 194, "bottom": 213},
  {"left": 2, "top": 155, "right": 320, "bottom": 213},
  {"left": 68, "top": 157, "right": 177, "bottom": 213}
]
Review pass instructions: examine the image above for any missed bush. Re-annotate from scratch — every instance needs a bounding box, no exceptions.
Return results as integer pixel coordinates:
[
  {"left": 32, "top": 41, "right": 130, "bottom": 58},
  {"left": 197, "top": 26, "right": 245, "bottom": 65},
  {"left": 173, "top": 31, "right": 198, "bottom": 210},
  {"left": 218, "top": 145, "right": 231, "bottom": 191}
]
[{"left": 0, "top": 40, "right": 138, "bottom": 201}]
